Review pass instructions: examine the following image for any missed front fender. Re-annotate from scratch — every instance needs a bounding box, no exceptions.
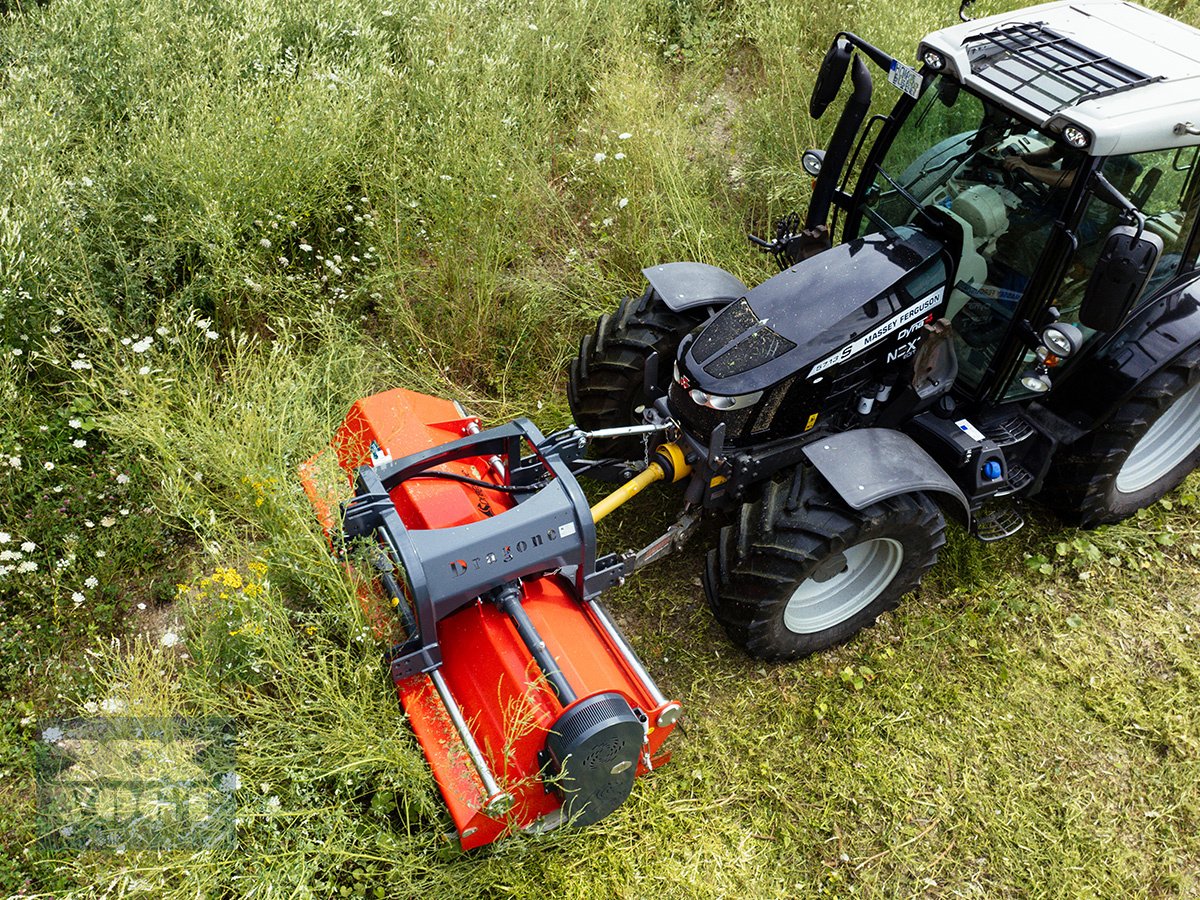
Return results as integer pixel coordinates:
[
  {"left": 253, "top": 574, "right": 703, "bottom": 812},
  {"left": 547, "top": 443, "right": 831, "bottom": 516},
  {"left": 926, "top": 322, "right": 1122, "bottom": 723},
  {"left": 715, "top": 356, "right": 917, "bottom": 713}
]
[
  {"left": 1048, "top": 271, "right": 1200, "bottom": 431},
  {"left": 802, "top": 428, "right": 971, "bottom": 527},
  {"left": 642, "top": 262, "right": 746, "bottom": 313}
]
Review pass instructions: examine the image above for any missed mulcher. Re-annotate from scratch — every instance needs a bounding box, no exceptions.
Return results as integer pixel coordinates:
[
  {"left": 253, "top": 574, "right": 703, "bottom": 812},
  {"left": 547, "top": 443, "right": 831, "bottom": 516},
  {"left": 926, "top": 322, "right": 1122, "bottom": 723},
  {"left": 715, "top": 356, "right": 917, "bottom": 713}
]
[{"left": 305, "top": 0, "right": 1200, "bottom": 849}]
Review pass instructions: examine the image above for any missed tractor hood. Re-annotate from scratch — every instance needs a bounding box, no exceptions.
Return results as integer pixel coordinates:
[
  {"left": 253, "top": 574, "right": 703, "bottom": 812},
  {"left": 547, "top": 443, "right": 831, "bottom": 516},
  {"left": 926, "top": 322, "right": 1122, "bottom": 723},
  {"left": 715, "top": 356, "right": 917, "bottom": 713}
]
[{"left": 679, "top": 227, "right": 944, "bottom": 398}]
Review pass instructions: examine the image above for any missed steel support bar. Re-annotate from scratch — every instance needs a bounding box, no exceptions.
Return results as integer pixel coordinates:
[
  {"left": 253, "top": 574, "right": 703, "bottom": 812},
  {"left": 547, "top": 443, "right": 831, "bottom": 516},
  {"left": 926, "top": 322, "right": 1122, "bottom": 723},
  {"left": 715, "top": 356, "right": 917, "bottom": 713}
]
[
  {"left": 586, "top": 599, "right": 666, "bottom": 708},
  {"left": 428, "top": 668, "right": 513, "bottom": 815}
]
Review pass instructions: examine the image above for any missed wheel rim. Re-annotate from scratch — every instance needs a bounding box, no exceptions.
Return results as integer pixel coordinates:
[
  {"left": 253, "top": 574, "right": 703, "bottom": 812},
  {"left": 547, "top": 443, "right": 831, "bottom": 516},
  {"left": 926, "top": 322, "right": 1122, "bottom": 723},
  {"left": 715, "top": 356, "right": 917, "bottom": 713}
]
[
  {"left": 783, "top": 538, "right": 904, "bottom": 634},
  {"left": 1116, "top": 381, "right": 1200, "bottom": 495}
]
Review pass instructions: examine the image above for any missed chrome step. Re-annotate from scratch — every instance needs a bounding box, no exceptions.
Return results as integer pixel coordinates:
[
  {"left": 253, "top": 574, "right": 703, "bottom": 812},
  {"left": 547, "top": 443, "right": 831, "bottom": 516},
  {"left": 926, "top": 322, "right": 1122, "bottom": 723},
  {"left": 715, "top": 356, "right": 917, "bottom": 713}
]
[
  {"left": 983, "top": 415, "right": 1035, "bottom": 447},
  {"left": 973, "top": 502, "right": 1025, "bottom": 542},
  {"left": 993, "top": 462, "right": 1034, "bottom": 498}
]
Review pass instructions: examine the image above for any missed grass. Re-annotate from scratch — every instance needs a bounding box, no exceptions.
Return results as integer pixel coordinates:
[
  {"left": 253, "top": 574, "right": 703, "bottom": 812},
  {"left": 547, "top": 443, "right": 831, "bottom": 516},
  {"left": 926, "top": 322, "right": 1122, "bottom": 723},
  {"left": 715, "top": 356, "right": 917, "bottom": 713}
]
[{"left": 2, "top": 0, "right": 1200, "bottom": 895}]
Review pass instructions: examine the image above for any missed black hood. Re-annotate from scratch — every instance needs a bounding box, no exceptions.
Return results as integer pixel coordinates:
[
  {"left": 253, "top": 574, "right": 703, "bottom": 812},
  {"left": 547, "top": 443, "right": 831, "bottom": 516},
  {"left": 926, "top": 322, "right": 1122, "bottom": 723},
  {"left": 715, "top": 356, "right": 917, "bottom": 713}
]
[{"left": 682, "top": 226, "right": 943, "bottom": 396}]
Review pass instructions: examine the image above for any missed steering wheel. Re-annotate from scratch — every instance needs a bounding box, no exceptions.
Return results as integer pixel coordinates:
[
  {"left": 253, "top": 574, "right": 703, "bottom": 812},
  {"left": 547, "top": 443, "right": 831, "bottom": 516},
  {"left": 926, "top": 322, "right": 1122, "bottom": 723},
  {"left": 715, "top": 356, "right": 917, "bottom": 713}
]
[
  {"left": 961, "top": 150, "right": 1022, "bottom": 193},
  {"left": 979, "top": 151, "right": 1051, "bottom": 205}
]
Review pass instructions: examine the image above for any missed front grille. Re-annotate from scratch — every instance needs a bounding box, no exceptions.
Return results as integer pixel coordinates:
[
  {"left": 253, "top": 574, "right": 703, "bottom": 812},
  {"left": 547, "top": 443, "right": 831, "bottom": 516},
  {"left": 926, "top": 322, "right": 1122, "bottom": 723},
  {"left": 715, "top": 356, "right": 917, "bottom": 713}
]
[{"left": 692, "top": 298, "right": 757, "bottom": 362}]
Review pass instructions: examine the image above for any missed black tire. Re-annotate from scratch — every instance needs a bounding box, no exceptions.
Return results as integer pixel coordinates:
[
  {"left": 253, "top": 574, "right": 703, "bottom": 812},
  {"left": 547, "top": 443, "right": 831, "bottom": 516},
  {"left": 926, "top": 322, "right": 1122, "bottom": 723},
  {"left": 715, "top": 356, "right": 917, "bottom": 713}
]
[
  {"left": 568, "top": 287, "right": 710, "bottom": 458},
  {"left": 1042, "top": 349, "right": 1200, "bottom": 528},
  {"left": 704, "top": 473, "right": 945, "bottom": 660}
]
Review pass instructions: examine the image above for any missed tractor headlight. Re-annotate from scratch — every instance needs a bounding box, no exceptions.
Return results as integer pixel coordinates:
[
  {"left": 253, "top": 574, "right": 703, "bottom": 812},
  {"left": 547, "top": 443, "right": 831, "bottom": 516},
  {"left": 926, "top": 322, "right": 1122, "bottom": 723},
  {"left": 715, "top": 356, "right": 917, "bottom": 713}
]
[
  {"left": 1062, "top": 125, "right": 1091, "bottom": 149},
  {"left": 1041, "top": 322, "right": 1083, "bottom": 358},
  {"left": 688, "top": 387, "right": 763, "bottom": 411},
  {"left": 1020, "top": 369, "right": 1052, "bottom": 393},
  {"left": 922, "top": 49, "right": 946, "bottom": 70}
]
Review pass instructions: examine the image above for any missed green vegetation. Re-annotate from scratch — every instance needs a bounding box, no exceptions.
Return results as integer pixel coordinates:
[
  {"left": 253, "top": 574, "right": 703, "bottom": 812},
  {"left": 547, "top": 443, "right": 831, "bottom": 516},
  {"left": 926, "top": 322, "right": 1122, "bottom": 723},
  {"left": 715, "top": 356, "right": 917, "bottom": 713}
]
[{"left": 2, "top": 0, "right": 1199, "bottom": 895}]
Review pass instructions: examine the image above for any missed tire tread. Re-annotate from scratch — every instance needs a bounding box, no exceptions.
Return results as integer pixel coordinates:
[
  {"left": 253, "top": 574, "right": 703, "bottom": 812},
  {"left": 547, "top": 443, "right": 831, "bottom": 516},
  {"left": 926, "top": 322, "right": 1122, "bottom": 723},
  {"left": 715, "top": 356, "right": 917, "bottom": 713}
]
[
  {"left": 568, "top": 289, "right": 711, "bottom": 457},
  {"left": 705, "top": 474, "right": 945, "bottom": 660},
  {"left": 1042, "top": 348, "right": 1200, "bottom": 527}
]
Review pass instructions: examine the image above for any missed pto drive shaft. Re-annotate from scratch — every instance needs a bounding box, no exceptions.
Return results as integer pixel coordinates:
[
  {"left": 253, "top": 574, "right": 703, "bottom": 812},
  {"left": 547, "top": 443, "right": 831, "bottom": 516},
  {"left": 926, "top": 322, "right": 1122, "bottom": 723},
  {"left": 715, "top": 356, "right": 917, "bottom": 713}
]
[{"left": 589, "top": 443, "right": 691, "bottom": 523}]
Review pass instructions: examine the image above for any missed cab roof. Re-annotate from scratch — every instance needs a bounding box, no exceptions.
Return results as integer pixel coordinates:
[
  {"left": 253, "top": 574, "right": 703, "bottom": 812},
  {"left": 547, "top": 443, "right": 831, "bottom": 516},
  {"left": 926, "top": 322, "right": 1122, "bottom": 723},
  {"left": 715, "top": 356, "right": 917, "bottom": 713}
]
[{"left": 919, "top": 0, "right": 1200, "bottom": 156}]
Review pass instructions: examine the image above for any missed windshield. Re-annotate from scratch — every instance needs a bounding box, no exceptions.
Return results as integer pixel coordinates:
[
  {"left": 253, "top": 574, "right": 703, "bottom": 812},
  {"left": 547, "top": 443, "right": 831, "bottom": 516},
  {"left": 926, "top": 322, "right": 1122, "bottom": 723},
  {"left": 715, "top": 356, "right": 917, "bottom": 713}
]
[{"left": 856, "top": 76, "right": 1084, "bottom": 392}]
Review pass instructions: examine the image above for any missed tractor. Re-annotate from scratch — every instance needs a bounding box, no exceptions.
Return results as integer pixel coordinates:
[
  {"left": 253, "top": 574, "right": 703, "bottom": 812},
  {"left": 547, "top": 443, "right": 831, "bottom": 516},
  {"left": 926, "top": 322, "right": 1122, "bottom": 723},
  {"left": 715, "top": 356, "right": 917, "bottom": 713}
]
[
  {"left": 309, "top": 0, "right": 1200, "bottom": 847},
  {"left": 568, "top": 0, "right": 1200, "bottom": 660}
]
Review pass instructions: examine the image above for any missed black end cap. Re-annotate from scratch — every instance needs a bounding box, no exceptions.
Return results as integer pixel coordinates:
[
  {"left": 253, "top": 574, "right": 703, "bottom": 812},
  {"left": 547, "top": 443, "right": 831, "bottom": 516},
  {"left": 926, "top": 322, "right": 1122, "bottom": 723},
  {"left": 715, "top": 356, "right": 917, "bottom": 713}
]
[{"left": 544, "top": 692, "right": 643, "bottom": 828}]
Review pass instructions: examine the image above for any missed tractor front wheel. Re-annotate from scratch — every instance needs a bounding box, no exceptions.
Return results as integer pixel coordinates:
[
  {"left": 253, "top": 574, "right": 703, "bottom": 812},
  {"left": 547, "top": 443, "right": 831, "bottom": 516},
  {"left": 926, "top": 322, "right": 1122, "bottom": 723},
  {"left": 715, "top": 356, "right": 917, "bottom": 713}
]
[
  {"left": 1044, "top": 350, "right": 1200, "bottom": 527},
  {"left": 705, "top": 473, "right": 945, "bottom": 661},
  {"left": 568, "top": 287, "right": 711, "bottom": 458}
]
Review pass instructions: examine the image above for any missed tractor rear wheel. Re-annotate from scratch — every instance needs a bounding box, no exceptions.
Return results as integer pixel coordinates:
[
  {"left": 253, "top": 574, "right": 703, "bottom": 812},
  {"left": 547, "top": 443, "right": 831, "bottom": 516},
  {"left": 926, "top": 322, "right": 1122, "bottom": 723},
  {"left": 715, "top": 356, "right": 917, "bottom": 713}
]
[
  {"left": 568, "top": 287, "right": 711, "bottom": 458},
  {"left": 1043, "top": 350, "right": 1200, "bottom": 527},
  {"left": 704, "top": 473, "right": 945, "bottom": 660}
]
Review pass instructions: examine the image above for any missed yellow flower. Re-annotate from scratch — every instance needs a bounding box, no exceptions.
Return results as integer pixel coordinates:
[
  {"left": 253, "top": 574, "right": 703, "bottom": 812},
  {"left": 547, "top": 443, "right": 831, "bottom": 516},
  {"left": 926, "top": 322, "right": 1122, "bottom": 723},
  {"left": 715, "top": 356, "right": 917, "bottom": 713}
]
[{"left": 210, "top": 567, "right": 243, "bottom": 589}]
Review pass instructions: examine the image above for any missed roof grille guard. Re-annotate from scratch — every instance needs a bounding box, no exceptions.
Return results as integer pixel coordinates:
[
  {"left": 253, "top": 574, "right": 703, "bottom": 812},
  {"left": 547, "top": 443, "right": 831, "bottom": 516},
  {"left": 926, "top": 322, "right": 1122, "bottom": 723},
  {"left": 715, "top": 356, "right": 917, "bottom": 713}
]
[{"left": 963, "top": 23, "right": 1163, "bottom": 115}]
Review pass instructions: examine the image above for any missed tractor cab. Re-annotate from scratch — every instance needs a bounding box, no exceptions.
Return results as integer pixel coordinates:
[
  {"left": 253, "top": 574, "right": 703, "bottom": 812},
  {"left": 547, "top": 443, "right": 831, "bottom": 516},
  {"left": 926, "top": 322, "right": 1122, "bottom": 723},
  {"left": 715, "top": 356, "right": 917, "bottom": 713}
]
[
  {"left": 808, "top": 1, "right": 1200, "bottom": 406},
  {"left": 850, "top": 80, "right": 1089, "bottom": 395}
]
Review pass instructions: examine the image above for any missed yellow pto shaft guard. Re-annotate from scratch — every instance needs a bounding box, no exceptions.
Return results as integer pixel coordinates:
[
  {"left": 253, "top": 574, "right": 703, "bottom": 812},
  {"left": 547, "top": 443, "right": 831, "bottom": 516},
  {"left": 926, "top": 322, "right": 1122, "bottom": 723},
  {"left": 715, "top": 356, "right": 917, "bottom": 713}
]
[{"left": 590, "top": 443, "right": 691, "bottom": 523}]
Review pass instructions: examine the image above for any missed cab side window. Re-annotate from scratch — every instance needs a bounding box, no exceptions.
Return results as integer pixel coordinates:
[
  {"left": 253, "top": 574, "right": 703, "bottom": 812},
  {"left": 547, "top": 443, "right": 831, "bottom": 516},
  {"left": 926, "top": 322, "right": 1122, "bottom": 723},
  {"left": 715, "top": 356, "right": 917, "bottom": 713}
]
[
  {"left": 1132, "top": 146, "right": 1200, "bottom": 291},
  {"left": 1057, "top": 146, "right": 1200, "bottom": 321},
  {"left": 1102, "top": 147, "right": 1197, "bottom": 288}
]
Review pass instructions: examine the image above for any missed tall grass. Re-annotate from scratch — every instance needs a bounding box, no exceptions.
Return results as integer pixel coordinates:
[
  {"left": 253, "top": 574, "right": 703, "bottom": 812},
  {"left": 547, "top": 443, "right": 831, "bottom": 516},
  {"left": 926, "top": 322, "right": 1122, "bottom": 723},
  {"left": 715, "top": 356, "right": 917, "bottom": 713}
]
[{"left": 4, "top": 0, "right": 1200, "bottom": 895}]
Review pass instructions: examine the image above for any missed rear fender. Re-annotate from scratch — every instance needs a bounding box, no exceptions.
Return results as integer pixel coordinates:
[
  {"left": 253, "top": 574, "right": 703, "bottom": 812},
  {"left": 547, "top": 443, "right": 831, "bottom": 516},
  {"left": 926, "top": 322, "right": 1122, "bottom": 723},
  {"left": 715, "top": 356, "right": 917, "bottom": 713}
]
[
  {"left": 642, "top": 262, "right": 746, "bottom": 313},
  {"left": 1047, "top": 272, "right": 1200, "bottom": 431},
  {"left": 802, "top": 428, "right": 971, "bottom": 527}
]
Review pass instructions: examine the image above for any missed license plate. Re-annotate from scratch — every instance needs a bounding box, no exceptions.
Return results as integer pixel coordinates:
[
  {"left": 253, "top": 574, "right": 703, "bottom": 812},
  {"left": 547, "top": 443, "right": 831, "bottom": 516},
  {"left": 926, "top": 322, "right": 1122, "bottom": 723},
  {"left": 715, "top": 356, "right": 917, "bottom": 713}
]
[{"left": 888, "top": 59, "right": 921, "bottom": 98}]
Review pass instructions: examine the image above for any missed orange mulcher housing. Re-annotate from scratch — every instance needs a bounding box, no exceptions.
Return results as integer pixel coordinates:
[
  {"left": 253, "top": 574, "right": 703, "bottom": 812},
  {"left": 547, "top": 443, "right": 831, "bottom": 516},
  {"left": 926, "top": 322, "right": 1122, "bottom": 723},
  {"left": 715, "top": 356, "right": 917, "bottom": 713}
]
[{"left": 300, "top": 388, "right": 680, "bottom": 849}]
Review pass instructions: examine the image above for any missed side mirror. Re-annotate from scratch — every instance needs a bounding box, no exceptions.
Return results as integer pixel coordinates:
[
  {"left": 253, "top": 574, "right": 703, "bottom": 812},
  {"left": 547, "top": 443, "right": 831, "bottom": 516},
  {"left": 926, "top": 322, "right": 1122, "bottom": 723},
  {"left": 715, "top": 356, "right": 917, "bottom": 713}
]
[
  {"left": 936, "top": 76, "right": 959, "bottom": 108},
  {"left": 1079, "top": 224, "right": 1163, "bottom": 333},
  {"left": 810, "top": 40, "right": 852, "bottom": 120}
]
